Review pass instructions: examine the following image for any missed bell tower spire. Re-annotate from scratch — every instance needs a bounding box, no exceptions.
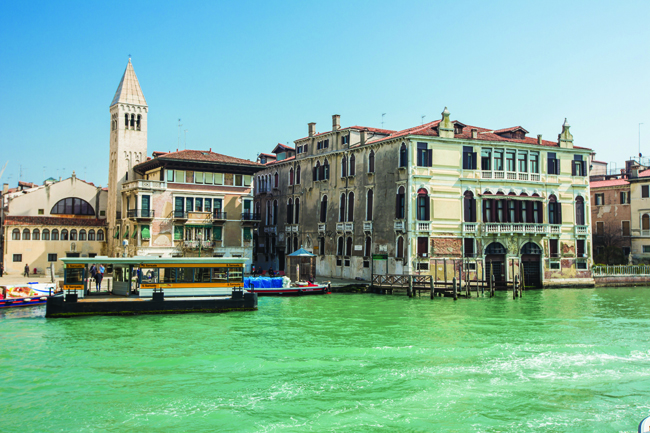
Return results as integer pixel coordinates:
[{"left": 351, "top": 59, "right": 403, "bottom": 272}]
[{"left": 107, "top": 58, "right": 148, "bottom": 255}]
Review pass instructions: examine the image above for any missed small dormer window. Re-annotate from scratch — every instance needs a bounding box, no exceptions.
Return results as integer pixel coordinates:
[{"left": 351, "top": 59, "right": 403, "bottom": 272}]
[
  {"left": 342, "top": 135, "right": 349, "bottom": 145},
  {"left": 454, "top": 124, "right": 464, "bottom": 135}
]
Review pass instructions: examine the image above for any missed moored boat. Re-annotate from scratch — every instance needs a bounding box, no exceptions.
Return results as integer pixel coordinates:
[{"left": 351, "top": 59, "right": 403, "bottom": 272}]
[{"left": 0, "top": 283, "right": 56, "bottom": 309}]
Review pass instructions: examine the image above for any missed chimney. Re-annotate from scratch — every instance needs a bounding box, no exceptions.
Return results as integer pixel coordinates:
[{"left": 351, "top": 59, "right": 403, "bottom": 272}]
[
  {"left": 2, "top": 183, "right": 7, "bottom": 194},
  {"left": 471, "top": 128, "right": 478, "bottom": 139},
  {"left": 537, "top": 134, "right": 542, "bottom": 145},
  {"left": 438, "top": 107, "right": 454, "bottom": 138},
  {"left": 332, "top": 114, "right": 340, "bottom": 131},
  {"left": 308, "top": 122, "right": 316, "bottom": 137},
  {"left": 360, "top": 129, "right": 367, "bottom": 146}
]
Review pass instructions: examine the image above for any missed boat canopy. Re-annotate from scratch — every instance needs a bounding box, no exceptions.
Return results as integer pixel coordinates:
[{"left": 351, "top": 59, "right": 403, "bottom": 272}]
[
  {"left": 287, "top": 248, "right": 315, "bottom": 257},
  {"left": 60, "top": 256, "right": 248, "bottom": 266}
]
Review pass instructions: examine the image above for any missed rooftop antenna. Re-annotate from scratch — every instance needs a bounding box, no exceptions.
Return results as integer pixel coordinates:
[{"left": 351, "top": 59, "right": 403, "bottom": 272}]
[
  {"left": 178, "top": 119, "right": 182, "bottom": 148},
  {"left": 640, "top": 123, "right": 645, "bottom": 158},
  {"left": 421, "top": 115, "right": 426, "bottom": 125},
  {"left": 382, "top": 113, "right": 386, "bottom": 129},
  {"left": 184, "top": 129, "right": 188, "bottom": 149}
]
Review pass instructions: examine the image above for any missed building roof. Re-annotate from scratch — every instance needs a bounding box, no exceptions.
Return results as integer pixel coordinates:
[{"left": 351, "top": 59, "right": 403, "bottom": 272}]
[
  {"left": 590, "top": 179, "right": 630, "bottom": 188},
  {"left": 259, "top": 153, "right": 277, "bottom": 159},
  {"left": 134, "top": 149, "right": 263, "bottom": 174},
  {"left": 265, "top": 155, "right": 295, "bottom": 166},
  {"left": 295, "top": 126, "right": 396, "bottom": 142},
  {"left": 272, "top": 143, "right": 295, "bottom": 153},
  {"left": 592, "top": 159, "right": 607, "bottom": 164},
  {"left": 639, "top": 169, "right": 650, "bottom": 178},
  {"left": 4, "top": 216, "right": 107, "bottom": 227},
  {"left": 111, "top": 59, "right": 147, "bottom": 107}
]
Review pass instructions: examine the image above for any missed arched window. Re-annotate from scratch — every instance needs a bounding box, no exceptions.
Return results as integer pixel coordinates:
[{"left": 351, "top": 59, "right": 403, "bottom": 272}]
[
  {"left": 12, "top": 229, "right": 20, "bottom": 240},
  {"left": 367, "top": 189, "right": 374, "bottom": 221},
  {"left": 337, "top": 237, "right": 344, "bottom": 256},
  {"left": 339, "top": 193, "right": 346, "bottom": 222},
  {"left": 341, "top": 155, "right": 348, "bottom": 178},
  {"left": 323, "top": 159, "right": 330, "bottom": 180},
  {"left": 51, "top": 198, "right": 95, "bottom": 215},
  {"left": 643, "top": 214, "right": 650, "bottom": 231},
  {"left": 349, "top": 154, "right": 356, "bottom": 176},
  {"left": 485, "top": 242, "right": 506, "bottom": 255},
  {"left": 22, "top": 229, "right": 30, "bottom": 240},
  {"left": 320, "top": 195, "right": 328, "bottom": 223},
  {"left": 464, "top": 191, "right": 476, "bottom": 222},
  {"left": 399, "top": 143, "right": 408, "bottom": 167},
  {"left": 61, "top": 229, "right": 69, "bottom": 241},
  {"left": 417, "top": 188, "right": 430, "bottom": 220},
  {"left": 42, "top": 229, "right": 50, "bottom": 240},
  {"left": 136, "top": 114, "right": 141, "bottom": 131},
  {"left": 130, "top": 114, "right": 135, "bottom": 128},
  {"left": 575, "top": 196, "right": 585, "bottom": 225},
  {"left": 88, "top": 229, "right": 95, "bottom": 241},
  {"left": 293, "top": 236, "right": 299, "bottom": 252},
  {"left": 296, "top": 165, "right": 301, "bottom": 184},
  {"left": 346, "top": 236, "right": 353, "bottom": 256},
  {"left": 32, "top": 229, "right": 40, "bottom": 240},
  {"left": 274, "top": 172, "right": 279, "bottom": 188},
  {"left": 79, "top": 229, "right": 87, "bottom": 241},
  {"left": 273, "top": 200, "right": 278, "bottom": 225},
  {"left": 365, "top": 236, "right": 372, "bottom": 257},
  {"left": 255, "top": 201, "right": 261, "bottom": 217},
  {"left": 51, "top": 229, "right": 59, "bottom": 240},
  {"left": 347, "top": 191, "right": 355, "bottom": 222},
  {"left": 313, "top": 161, "right": 321, "bottom": 181},
  {"left": 396, "top": 186, "right": 405, "bottom": 219},
  {"left": 521, "top": 242, "right": 542, "bottom": 255},
  {"left": 289, "top": 168, "right": 294, "bottom": 186},
  {"left": 396, "top": 236, "right": 404, "bottom": 258},
  {"left": 125, "top": 113, "right": 129, "bottom": 128},
  {"left": 549, "top": 194, "right": 562, "bottom": 225},
  {"left": 295, "top": 198, "right": 300, "bottom": 222},
  {"left": 368, "top": 150, "right": 375, "bottom": 173},
  {"left": 70, "top": 229, "right": 78, "bottom": 241},
  {"left": 97, "top": 230, "right": 104, "bottom": 241},
  {"left": 266, "top": 202, "right": 272, "bottom": 225},
  {"left": 287, "top": 198, "right": 294, "bottom": 224}
]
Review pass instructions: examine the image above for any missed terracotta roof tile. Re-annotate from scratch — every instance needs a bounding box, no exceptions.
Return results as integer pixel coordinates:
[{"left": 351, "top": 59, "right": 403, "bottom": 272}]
[
  {"left": 295, "top": 126, "right": 396, "bottom": 142},
  {"left": 139, "top": 149, "right": 263, "bottom": 167},
  {"left": 590, "top": 179, "right": 630, "bottom": 188}
]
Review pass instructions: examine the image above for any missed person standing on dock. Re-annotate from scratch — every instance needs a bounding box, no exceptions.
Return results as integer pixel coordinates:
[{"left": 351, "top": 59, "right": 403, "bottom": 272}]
[
  {"left": 24, "top": 263, "right": 30, "bottom": 277},
  {"left": 96, "top": 264, "right": 105, "bottom": 292}
]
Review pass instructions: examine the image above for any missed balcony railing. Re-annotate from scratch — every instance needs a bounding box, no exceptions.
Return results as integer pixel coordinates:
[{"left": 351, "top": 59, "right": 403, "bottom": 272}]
[
  {"left": 416, "top": 222, "right": 430, "bottom": 232},
  {"left": 212, "top": 211, "right": 227, "bottom": 220},
  {"left": 121, "top": 180, "right": 166, "bottom": 191},
  {"left": 462, "top": 222, "right": 478, "bottom": 234},
  {"left": 575, "top": 225, "right": 589, "bottom": 236},
  {"left": 363, "top": 221, "right": 373, "bottom": 232},
  {"left": 642, "top": 230, "right": 650, "bottom": 237},
  {"left": 336, "top": 222, "right": 345, "bottom": 232},
  {"left": 394, "top": 220, "right": 405, "bottom": 232},
  {"left": 241, "top": 212, "right": 261, "bottom": 221},
  {"left": 318, "top": 223, "right": 326, "bottom": 233},
  {"left": 183, "top": 240, "right": 215, "bottom": 249},
  {"left": 482, "top": 223, "right": 548, "bottom": 235},
  {"left": 344, "top": 222, "right": 354, "bottom": 233},
  {"left": 549, "top": 224, "right": 561, "bottom": 234},
  {"left": 126, "top": 209, "right": 155, "bottom": 219},
  {"left": 481, "top": 171, "right": 541, "bottom": 182}
]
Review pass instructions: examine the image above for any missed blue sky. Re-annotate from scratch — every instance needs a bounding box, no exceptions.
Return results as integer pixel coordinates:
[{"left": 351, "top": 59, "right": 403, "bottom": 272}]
[{"left": 1, "top": 0, "right": 648, "bottom": 186}]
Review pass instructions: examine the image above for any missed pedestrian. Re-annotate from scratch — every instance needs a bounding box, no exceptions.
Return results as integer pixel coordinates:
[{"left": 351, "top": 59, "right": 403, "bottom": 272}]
[
  {"left": 268, "top": 266, "right": 274, "bottom": 277},
  {"left": 96, "top": 264, "right": 105, "bottom": 292},
  {"left": 251, "top": 264, "right": 256, "bottom": 276},
  {"left": 24, "top": 263, "right": 30, "bottom": 278},
  {"left": 0, "top": 263, "right": 4, "bottom": 277}
]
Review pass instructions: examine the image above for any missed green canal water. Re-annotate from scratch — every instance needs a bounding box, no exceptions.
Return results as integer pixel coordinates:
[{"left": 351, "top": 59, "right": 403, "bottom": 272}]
[{"left": 2, "top": 289, "right": 650, "bottom": 432}]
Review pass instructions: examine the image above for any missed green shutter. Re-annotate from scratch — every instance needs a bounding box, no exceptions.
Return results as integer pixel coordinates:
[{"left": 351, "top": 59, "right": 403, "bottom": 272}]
[
  {"left": 114, "top": 227, "right": 120, "bottom": 239},
  {"left": 244, "top": 227, "right": 252, "bottom": 240},
  {"left": 141, "top": 225, "right": 151, "bottom": 239},
  {"left": 214, "top": 226, "right": 222, "bottom": 241},
  {"left": 174, "top": 226, "right": 183, "bottom": 240},
  {"left": 132, "top": 226, "right": 138, "bottom": 238},
  {"left": 123, "top": 227, "right": 129, "bottom": 238}
]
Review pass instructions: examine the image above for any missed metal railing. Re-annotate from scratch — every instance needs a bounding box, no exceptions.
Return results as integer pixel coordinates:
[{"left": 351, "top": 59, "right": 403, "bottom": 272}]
[
  {"left": 212, "top": 211, "right": 227, "bottom": 220},
  {"left": 127, "top": 209, "right": 155, "bottom": 218},
  {"left": 172, "top": 210, "right": 188, "bottom": 219},
  {"left": 592, "top": 265, "right": 650, "bottom": 276},
  {"left": 363, "top": 221, "right": 373, "bottom": 232},
  {"left": 241, "top": 212, "right": 261, "bottom": 221}
]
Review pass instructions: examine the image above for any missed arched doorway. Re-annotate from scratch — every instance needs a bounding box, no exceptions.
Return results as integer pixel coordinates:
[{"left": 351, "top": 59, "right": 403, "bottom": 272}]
[
  {"left": 521, "top": 242, "right": 542, "bottom": 288},
  {"left": 485, "top": 242, "right": 506, "bottom": 286}
]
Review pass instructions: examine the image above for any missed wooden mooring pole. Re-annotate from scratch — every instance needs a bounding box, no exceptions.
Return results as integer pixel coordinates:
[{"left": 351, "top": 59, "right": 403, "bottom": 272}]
[
  {"left": 453, "top": 277, "right": 457, "bottom": 300},
  {"left": 408, "top": 275, "right": 413, "bottom": 298}
]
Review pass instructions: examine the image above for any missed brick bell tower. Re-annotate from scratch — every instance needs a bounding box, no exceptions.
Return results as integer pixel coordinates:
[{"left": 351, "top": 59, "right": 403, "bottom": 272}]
[{"left": 107, "top": 58, "right": 148, "bottom": 255}]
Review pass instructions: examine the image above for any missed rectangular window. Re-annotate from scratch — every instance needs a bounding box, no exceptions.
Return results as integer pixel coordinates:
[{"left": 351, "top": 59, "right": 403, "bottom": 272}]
[
  {"left": 243, "top": 227, "right": 252, "bottom": 241},
  {"left": 317, "top": 141, "right": 323, "bottom": 150},
  {"left": 481, "top": 149, "right": 491, "bottom": 170},
  {"left": 166, "top": 169, "right": 175, "bottom": 182},
  {"left": 214, "top": 173, "right": 223, "bottom": 185},
  {"left": 186, "top": 197, "right": 194, "bottom": 212},
  {"left": 417, "top": 143, "right": 431, "bottom": 167},
  {"left": 643, "top": 185, "right": 649, "bottom": 198},
  {"left": 517, "top": 151, "right": 527, "bottom": 172},
  {"left": 530, "top": 152, "right": 539, "bottom": 173},
  {"left": 547, "top": 153, "right": 558, "bottom": 175},
  {"left": 13, "top": 254, "right": 22, "bottom": 262},
  {"left": 463, "top": 146, "right": 477, "bottom": 170},
  {"left": 493, "top": 150, "right": 504, "bottom": 171},
  {"left": 214, "top": 226, "right": 222, "bottom": 241},
  {"left": 228, "top": 267, "right": 243, "bottom": 282},
  {"left": 173, "top": 170, "right": 184, "bottom": 183},
  {"left": 623, "top": 247, "right": 631, "bottom": 256},
  {"left": 417, "top": 237, "right": 428, "bottom": 257},
  {"left": 549, "top": 239, "right": 558, "bottom": 258},
  {"left": 173, "top": 226, "right": 183, "bottom": 240},
  {"left": 195, "top": 198, "right": 203, "bottom": 212},
  {"left": 464, "top": 238, "right": 475, "bottom": 257},
  {"left": 177, "top": 268, "right": 194, "bottom": 283},
  {"left": 141, "top": 225, "right": 151, "bottom": 240},
  {"left": 644, "top": 246, "right": 650, "bottom": 253},
  {"left": 577, "top": 240, "right": 585, "bottom": 257},
  {"left": 235, "top": 174, "right": 243, "bottom": 186},
  {"left": 195, "top": 172, "right": 204, "bottom": 184},
  {"left": 620, "top": 191, "right": 629, "bottom": 204},
  {"left": 572, "top": 155, "right": 586, "bottom": 176},
  {"left": 100, "top": 210, "right": 106, "bottom": 216},
  {"left": 622, "top": 221, "right": 630, "bottom": 236},
  {"left": 205, "top": 198, "right": 212, "bottom": 213},
  {"left": 342, "top": 135, "right": 349, "bottom": 145},
  {"left": 506, "top": 150, "right": 516, "bottom": 172},
  {"left": 596, "top": 221, "right": 604, "bottom": 235},
  {"left": 297, "top": 146, "right": 302, "bottom": 154},
  {"left": 595, "top": 194, "right": 604, "bottom": 205},
  {"left": 38, "top": 209, "right": 44, "bottom": 215},
  {"left": 244, "top": 175, "right": 252, "bottom": 186}
]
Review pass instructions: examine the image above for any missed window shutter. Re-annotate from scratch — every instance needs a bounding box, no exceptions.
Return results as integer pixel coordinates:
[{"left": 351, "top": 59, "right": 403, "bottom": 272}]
[
  {"left": 470, "top": 198, "right": 476, "bottom": 222},
  {"left": 527, "top": 201, "right": 534, "bottom": 223},
  {"left": 483, "top": 199, "right": 488, "bottom": 222},
  {"left": 472, "top": 152, "right": 477, "bottom": 169},
  {"left": 490, "top": 199, "right": 497, "bottom": 222},
  {"left": 504, "top": 199, "right": 511, "bottom": 222},
  {"left": 557, "top": 202, "right": 562, "bottom": 224},
  {"left": 396, "top": 194, "right": 400, "bottom": 218},
  {"left": 514, "top": 200, "right": 521, "bottom": 223},
  {"left": 581, "top": 161, "right": 587, "bottom": 176},
  {"left": 537, "top": 203, "right": 543, "bottom": 223},
  {"left": 425, "top": 198, "right": 431, "bottom": 220},
  {"left": 464, "top": 199, "right": 470, "bottom": 222},
  {"left": 319, "top": 165, "right": 325, "bottom": 180},
  {"left": 427, "top": 149, "right": 433, "bottom": 167},
  {"left": 556, "top": 159, "right": 560, "bottom": 175},
  {"left": 312, "top": 167, "right": 317, "bottom": 181}
]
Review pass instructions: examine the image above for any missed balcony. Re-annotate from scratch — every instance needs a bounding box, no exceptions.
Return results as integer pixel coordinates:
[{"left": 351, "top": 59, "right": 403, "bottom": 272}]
[
  {"left": 121, "top": 180, "right": 166, "bottom": 191},
  {"left": 416, "top": 222, "right": 430, "bottom": 232},
  {"left": 363, "top": 221, "right": 373, "bottom": 232},
  {"left": 241, "top": 212, "right": 261, "bottom": 223},
  {"left": 212, "top": 211, "right": 227, "bottom": 221},
  {"left": 126, "top": 209, "right": 155, "bottom": 220},
  {"left": 482, "top": 223, "right": 548, "bottom": 235},
  {"left": 171, "top": 210, "right": 188, "bottom": 220},
  {"left": 642, "top": 230, "right": 650, "bottom": 237},
  {"left": 480, "top": 171, "right": 542, "bottom": 183},
  {"left": 575, "top": 225, "right": 589, "bottom": 236},
  {"left": 549, "top": 224, "right": 561, "bottom": 235},
  {"left": 285, "top": 224, "right": 299, "bottom": 233},
  {"left": 336, "top": 222, "right": 345, "bottom": 233},
  {"left": 264, "top": 226, "right": 277, "bottom": 234},
  {"left": 318, "top": 223, "right": 326, "bottom": 233},
  {"left": 462, "top": 222, "right": 478, "bottom": 234},
  {"left": 344, "top": 222, "right": 354, "bottom": 233},
  {"left": 183, "top": 240, "right": 214, "bottom": 249},
  {"left": 394, "top": 220, "right": 405, "bottom": 232}
]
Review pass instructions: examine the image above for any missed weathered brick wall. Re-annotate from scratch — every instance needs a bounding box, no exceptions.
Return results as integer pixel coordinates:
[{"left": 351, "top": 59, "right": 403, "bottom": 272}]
[{"left": 431, "top": 237, "right": 462, "bottom": 257}]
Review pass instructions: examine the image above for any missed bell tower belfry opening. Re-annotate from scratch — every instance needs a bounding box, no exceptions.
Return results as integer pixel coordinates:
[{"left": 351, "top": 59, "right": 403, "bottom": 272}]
[{"left": 107, "top": 58, "right": 148, "bottom": 255}]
